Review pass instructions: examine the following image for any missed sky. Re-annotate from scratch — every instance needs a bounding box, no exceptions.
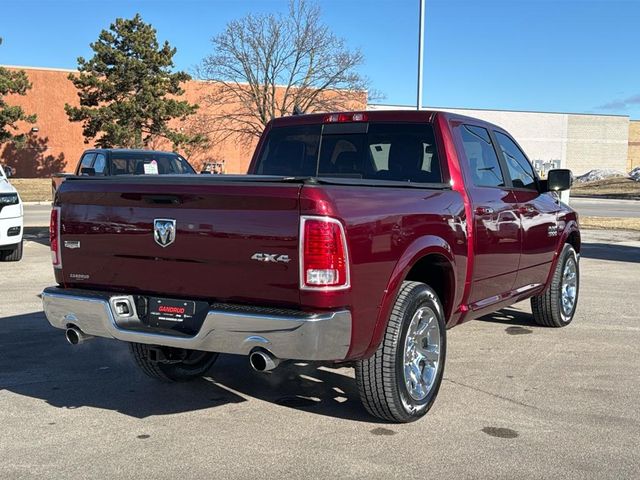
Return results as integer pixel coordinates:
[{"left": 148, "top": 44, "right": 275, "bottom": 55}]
[{"left": 0, "top": 0, "right": 638, "bottom": 118}]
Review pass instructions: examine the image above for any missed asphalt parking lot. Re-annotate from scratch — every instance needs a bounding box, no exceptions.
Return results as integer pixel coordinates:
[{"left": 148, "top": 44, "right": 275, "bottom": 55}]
[{"left": 1, "top": 230, "right": 639, "bottom": 479}]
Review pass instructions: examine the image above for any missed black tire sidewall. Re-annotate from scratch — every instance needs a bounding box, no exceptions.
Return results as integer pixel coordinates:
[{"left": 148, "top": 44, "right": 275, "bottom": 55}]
[
  {"left": 0, "top": 240, "right": 23, "bottom": 262},
  {"left": 394, "top": 285, "right": 447, "bottom": 419}
]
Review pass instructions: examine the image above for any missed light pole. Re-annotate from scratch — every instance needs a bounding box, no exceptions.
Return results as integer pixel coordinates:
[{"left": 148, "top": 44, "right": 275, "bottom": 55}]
[{"left": 417, "top": 0, "right": 425, "bottom": 110}]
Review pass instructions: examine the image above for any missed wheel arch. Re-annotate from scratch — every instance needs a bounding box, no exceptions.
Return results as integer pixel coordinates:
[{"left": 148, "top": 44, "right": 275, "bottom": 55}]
[
  {"left": 361, "top": 235, "right": 457, "bottom": 359},
  {"left": 565, "top": 223, "right": 581, "bottom": 254},
  {"left": 544, "top": 220, "right": 580, "bottom": 287},
  {"left": 404, "top": 254, "right": 456, "bottom": 323}
]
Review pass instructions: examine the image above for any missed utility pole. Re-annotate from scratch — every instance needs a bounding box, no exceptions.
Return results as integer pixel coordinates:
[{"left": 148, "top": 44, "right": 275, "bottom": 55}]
[{"left": 417, "top": 0, "right": 425, "bottom": 110}]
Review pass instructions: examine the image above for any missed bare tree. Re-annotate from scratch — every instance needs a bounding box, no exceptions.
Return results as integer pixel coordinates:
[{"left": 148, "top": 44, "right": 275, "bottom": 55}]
[{"left": 199, "top": 0, "right": 370, "bottom": 140}]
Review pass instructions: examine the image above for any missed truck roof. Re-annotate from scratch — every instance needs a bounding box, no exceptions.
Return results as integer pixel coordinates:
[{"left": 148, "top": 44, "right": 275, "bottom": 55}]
[
  {"left": 82, "top": 148, "right": 179, "bottom": 155},
  {"left": 269, "top": 109, "right": 506, "bottom": 131}
]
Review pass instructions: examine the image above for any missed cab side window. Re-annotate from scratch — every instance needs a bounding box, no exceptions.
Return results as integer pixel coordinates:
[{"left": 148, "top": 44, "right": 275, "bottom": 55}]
[
  {"left": 460, "top": 125, "right": 505, "bottom": 187},
  {"left": 79, "top": 153, "right": 96, "bottom": 173},
  {"left": 494, "top": 132, "right": 537, "bottom": 190}
]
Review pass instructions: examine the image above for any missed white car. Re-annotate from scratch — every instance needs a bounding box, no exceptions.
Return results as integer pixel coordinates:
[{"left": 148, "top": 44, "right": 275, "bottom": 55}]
[{"left": 0, "top": 165, "right": 23, "bottom": 262}]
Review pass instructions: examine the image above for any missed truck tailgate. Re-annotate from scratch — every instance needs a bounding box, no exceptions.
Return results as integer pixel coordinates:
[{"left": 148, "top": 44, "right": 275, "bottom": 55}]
[{"left": 57, "top": 178, "right": 302, "bottom": 307}]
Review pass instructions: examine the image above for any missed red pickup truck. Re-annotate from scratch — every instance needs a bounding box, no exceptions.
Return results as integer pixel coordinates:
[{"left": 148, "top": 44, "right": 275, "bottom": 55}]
[{"left": 42, "top": 110, "right": 579, "bottom": 422}]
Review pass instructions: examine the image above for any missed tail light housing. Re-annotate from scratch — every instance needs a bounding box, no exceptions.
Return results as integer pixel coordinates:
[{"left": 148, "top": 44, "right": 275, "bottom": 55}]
[
  {"left": 300, "top": 216, "right": 350, "bottom": 290},
  {"left": 50, "top": 206, "right": 62, "bottom": 268}
]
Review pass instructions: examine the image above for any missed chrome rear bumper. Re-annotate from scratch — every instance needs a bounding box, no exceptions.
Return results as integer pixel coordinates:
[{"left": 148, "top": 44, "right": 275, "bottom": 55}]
[{"left": 42, "top": 287, "right": 351, "bottom": 361}]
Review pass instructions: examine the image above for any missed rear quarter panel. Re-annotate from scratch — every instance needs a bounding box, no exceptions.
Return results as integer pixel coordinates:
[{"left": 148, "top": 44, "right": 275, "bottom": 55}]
[{"left": 299, "top": 185, "right": 467, "bottom": 359}]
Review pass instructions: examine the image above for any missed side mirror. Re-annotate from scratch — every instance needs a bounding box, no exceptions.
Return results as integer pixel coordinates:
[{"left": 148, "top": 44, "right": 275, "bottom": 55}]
[
  {"left": 80, "top": 167, "right": 96, "bottom": 176},
  {"left": 546, "top": 169, "right": 572, "bottom": 192}
]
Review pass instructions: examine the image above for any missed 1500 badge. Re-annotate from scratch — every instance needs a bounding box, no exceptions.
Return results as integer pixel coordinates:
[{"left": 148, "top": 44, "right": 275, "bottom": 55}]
[{"left": 251, "top": 253, "right": 291, "bottom": 263}]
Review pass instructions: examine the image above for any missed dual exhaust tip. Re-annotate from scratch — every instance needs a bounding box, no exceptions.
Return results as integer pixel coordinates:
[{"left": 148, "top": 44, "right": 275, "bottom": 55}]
[{"left": 65, "top": 327, "right": 281, "bottom": 372}]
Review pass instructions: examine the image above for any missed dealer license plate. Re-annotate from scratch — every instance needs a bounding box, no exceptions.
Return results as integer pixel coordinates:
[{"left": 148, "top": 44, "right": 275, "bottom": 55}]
[{"left": 148, "top": 297, "right": 196, "bottom": 323}]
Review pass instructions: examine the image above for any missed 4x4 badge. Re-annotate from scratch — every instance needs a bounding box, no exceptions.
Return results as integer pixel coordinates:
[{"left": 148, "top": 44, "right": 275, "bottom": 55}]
[
  {"left": 251, "top": 253, "right": 291, "bottom": 263},
  {"left": 154, "top": 219, "right": 176, "bottom": 247}
]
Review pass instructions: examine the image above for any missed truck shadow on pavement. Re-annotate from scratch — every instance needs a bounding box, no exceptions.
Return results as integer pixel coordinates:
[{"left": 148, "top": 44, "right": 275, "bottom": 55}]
[
  {"left": 581, "top": 242, "right": 640, "bottom": 264},
  {"left": 477, "top": 308, "right": 537, "bottom": 328},
  {"left": 0, "top": 311, "right": 374, "bottom": 422}
]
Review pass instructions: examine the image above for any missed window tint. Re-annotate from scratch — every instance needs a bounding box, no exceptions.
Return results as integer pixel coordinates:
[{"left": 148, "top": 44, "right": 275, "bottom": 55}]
[
  {"left": 255, "top": 123, "right": 442, "bottom": 183},
  {"left": 79, "top": 153, "right": 96, "bottom": 172},
  {"left": 256, "top": 125, "right": 321, "bottom": 176},
  {"left": 460, "top": 125, "right": 505, "bottom": 187},
  {"left": 110, "top": 153, "right": 195, "bottom": 175},
  {"left": 494, "top": 132, "right": 537, "bottom": 190},
  {"left": 93, "top": 153, "right": 106, "bottom": 176},
  {"left": 318, "top": 123, "right": 442, "bottom": 183}
]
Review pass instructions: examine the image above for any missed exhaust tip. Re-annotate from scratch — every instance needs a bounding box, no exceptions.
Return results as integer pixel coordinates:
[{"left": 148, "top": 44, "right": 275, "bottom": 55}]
[
  {"left": 65, "top": 326, "right": 92, "bottom": 345},
  {"left": 249, "top": 349, "right": 280, "bottom": 372},
  {"left": 65, "top": 327, "right": 80, "bottom": 345}
]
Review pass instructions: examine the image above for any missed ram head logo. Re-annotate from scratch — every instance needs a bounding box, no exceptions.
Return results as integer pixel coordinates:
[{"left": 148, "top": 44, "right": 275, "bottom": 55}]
[{"left": 154, "top": 219, "right": 176, "bottom": 247}]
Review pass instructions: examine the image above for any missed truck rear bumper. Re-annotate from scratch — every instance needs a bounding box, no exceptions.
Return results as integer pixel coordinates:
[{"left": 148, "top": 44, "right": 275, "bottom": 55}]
[{"left": 42, "top": 287, "right": 352, "bottom": 361}]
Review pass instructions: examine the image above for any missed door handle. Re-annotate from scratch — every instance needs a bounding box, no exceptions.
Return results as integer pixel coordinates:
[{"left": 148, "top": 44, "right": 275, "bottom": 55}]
[{"left": 475, "top": 206, "right": 494, "bottom": 215}]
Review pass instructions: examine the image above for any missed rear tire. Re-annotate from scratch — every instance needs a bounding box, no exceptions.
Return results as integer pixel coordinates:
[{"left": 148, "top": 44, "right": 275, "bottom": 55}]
[
  {"left": 129, "top": 343, "right": 219, "bottom": 382},
  {"left": 531, "top": 243, "right": 579, "bottom": 327},
  {"left": 0, "top": 240, "right": 23, "bottom": 262},
  {"left": 355, "top": 281, "right": 446, "bottom": 423}
]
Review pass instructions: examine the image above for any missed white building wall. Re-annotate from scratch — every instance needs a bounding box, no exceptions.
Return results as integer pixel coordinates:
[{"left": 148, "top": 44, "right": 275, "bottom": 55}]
[
  {"left": 565, "top": 114, "right": 629, "bottom": 175},
  {"left": 430, "top": 108, "right": 568, "bottom": 172},
  {"left": 368, "top": 104, "right": 629, "bottom": 176}
]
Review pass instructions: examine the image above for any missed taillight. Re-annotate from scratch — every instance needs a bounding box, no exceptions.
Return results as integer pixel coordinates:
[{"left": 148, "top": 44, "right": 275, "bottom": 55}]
[
  {"left": 50, "top": 206, "right": 62, "bottom": 268},
  {"left": 300, "top": 216, "right": 350, "bottom": 290},
  {"left": 324, "top": 112, "right": 368, "bottom": 123}
]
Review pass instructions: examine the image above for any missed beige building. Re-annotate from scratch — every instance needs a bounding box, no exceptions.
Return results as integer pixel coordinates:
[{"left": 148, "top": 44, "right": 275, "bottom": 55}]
[
  {"left": 369, "top": 105, "right": 631, "bottom": 176},
  {"left": 628, "top": 120, "right": 640, "bottom": 171}
]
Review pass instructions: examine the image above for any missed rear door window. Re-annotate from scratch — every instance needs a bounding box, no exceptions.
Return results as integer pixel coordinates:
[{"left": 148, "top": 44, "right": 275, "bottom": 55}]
[{"left": 460, "top": 125, "right": 505, "bottom": 188}]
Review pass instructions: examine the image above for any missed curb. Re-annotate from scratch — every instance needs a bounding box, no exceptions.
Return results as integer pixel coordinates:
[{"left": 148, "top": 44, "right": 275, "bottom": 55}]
[
  {"left": 571, "top": 194, "right": 640, "bottom": 201},
  {"left": 23, "top": 201, "right": 52, "bottom": 206}
]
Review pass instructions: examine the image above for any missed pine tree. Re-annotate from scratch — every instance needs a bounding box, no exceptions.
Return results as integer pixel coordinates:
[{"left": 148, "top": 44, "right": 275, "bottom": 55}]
[
  {"left": 65, "top": 14, "right": 203, "bottom": 149},
  {"left": 0, "top": 38, "right": 37, "bottom": 145}
]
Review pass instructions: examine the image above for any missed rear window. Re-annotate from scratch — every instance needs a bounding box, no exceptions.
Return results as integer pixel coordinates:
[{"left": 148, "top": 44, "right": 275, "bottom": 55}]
[
  {"left": 110, "top": 152, "right": 195, "bottom": 175},
  {"left": 256, "top": 122, "right": 442, "bottom": 183}
]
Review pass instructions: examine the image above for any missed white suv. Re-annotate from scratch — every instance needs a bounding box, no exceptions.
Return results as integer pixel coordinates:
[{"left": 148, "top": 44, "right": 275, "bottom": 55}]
[{"left": 0, "top": 165, "right": 24, "bottom": 262}]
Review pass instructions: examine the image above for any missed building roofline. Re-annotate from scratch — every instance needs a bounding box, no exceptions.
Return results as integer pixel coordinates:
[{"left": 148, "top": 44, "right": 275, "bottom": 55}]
[
  {"left": 369, "top": 103, "right": 630, "bottom": 119},
  {"left": 1, "top": 65, "right": 367, "bottom": 94},
  {"left": 1, "top": 64, "right": 77, "bottom": 73}
]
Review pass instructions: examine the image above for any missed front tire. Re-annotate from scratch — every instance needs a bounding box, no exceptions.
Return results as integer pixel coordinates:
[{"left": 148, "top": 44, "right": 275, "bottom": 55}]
[
  {"left": 531, "top": 243, "right": 579, "bottom": 327},
  {"left": 0, "top": 240, "right": 23, "bottom": 262},
  {"left": 129, "top": 343, "right": 219, "bottom": 382},
  {"left": 355, "top": 281, "right": 446, "bottom": 423}
]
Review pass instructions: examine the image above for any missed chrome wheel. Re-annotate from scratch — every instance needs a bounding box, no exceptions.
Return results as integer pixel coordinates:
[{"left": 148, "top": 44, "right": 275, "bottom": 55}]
[
  {"left": 561, "top": 256, "right": 578, "bottom": 318},
  {"left": 403, "top": 306, "right": 441, "bottom": 401}
]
